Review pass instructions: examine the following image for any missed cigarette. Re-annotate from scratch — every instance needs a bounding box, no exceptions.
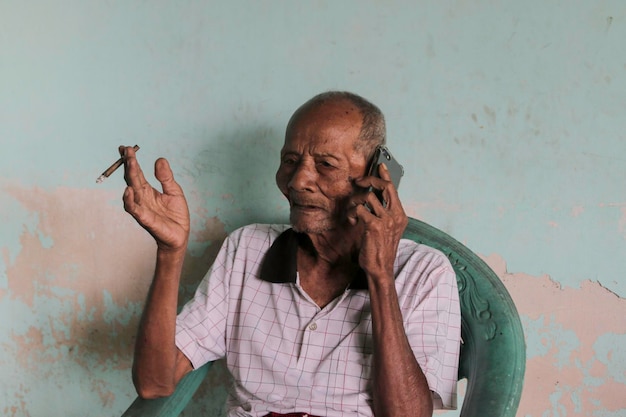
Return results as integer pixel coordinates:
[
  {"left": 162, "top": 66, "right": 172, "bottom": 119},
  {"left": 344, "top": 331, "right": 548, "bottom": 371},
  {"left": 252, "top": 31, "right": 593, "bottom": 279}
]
[{"left": 96, "top": 145, "right": 140, "bottom": 183}]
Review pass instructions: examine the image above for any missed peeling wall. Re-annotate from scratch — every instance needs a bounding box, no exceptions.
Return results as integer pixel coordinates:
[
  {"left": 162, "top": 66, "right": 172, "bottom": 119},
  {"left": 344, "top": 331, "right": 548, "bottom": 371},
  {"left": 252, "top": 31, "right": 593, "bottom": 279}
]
[{"left": 1, "top": 1, "right": 625, "bottom": 416}]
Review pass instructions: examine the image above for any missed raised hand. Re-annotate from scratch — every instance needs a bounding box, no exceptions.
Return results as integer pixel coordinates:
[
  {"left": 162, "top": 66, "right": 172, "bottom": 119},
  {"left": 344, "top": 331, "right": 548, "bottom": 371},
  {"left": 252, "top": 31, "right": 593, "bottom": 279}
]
[
  {"left": 347, "top": 163, "right": 408, "bottom": 281},
  {"left": 120, "top": 146, "right": 190, "bottom": 253}
]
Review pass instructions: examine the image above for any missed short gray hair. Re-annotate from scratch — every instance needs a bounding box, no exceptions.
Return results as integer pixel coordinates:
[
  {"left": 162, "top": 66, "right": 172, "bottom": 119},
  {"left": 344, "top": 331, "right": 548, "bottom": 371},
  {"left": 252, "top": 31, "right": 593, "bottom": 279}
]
[{"left": 290, "top": 91, "right": 386, "bottom": 157}]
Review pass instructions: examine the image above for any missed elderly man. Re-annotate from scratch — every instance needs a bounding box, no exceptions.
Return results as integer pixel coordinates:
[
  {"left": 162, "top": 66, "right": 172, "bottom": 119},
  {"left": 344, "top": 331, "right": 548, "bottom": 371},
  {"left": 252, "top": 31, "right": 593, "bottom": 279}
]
[{"left": 122, "top": 91, "right": 460, "bottom": 417}]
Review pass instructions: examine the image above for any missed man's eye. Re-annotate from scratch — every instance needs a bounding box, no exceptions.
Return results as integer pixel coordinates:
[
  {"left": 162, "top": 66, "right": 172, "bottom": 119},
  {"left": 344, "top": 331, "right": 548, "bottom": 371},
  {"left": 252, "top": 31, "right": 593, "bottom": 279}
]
[
  {"left": 318, "top": 161, "right": 333, "bottom": 168},
  {"left": 282, "top": 158, "right": 297, "bottom": 165}
]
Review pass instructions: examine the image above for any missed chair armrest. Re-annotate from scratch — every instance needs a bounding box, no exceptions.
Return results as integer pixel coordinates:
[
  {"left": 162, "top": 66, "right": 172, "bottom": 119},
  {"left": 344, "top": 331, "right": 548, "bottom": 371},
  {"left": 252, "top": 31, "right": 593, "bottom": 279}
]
[{"left": 121, "top": 362, "right": 213, "bottom": 417}]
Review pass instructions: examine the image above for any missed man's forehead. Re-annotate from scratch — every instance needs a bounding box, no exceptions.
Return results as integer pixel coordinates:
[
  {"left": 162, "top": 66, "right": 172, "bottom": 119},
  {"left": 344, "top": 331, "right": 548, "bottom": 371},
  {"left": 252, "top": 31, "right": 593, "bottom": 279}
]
[
  {"left": 288, "top": 102, "right": 361, "bottom": 134},
  {"left": 281, "top": 139, "right": 347, "bottom": 156},
  {"left": 280, "top": 136, "right": 369, "bottom": 168},
  {"left": 283, "top": 124, "right": 359, "bottom": 149}
]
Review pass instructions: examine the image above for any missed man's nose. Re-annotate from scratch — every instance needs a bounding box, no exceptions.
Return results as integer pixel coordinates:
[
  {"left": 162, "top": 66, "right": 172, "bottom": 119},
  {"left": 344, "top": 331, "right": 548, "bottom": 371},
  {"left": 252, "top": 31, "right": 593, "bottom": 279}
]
[{"left": 288, "top": 161, "right": 316, "bottom": 192}]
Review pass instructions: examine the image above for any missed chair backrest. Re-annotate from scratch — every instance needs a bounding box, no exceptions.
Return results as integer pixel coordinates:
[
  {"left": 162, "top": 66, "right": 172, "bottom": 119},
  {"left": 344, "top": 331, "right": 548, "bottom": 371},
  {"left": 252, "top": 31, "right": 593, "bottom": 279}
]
[
  {"left": 122, "top": 217, "right": 526, "bottom": 417},
  {"left": 403, "top": 217, "right": 526, "bottom": 417}
]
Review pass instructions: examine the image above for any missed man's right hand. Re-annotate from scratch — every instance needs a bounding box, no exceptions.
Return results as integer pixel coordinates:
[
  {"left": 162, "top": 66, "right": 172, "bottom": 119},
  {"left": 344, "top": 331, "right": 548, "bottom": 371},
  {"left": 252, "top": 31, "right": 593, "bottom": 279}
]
[
  {"left": 121, "top": 146, "right": 194, "bottom": 398},
  {"left": 120, "top": 145, "right": 190, "bottom": 252}
]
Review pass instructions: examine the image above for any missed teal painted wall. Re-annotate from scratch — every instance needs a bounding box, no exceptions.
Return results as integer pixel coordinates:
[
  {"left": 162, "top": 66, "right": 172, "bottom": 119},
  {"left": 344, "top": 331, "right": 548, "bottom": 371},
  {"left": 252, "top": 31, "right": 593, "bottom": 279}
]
[{"left": 1, "top": 1, "right": 624, "bottom": 416}]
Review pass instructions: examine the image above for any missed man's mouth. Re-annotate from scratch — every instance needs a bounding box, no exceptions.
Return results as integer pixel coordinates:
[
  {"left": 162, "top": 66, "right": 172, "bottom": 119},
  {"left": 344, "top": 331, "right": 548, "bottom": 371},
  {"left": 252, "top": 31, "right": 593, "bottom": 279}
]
[{"left": 290, "top": 201, "right": 324, "bottom": 211}]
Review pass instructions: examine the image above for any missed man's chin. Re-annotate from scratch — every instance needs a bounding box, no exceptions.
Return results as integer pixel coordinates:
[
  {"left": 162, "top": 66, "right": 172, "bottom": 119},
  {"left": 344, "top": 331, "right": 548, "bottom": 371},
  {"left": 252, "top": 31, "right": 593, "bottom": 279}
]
[
  {"left": 290, "top": 215, "right": 334, "bottom": 235},
  {"left": 291, "top": 223, "right": 330, "bottom": 234}
]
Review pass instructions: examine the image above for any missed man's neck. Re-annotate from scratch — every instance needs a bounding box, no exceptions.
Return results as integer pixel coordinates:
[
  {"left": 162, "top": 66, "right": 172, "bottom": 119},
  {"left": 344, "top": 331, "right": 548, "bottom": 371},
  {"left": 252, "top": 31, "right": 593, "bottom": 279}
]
[
  {"left": 296, "top": 224, "right": 363, "bottom": 308},
  {"left": 304, "top": 223, "right": 361, "bottom": 264}
]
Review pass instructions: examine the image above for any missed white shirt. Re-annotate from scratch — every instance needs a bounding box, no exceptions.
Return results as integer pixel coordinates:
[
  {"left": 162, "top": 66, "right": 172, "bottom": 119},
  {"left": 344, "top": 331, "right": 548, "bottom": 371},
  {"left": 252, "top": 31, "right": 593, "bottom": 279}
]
[{"left": 176, "top": 224, "right": 461, "bottom": 416}]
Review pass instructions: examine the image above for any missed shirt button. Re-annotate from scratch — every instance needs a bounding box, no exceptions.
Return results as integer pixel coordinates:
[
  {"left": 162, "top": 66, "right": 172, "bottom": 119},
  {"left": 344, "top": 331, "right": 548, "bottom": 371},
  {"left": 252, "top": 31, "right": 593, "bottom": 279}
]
[{"left": 308, "top": 323, "right": 317, "bottom": 331}]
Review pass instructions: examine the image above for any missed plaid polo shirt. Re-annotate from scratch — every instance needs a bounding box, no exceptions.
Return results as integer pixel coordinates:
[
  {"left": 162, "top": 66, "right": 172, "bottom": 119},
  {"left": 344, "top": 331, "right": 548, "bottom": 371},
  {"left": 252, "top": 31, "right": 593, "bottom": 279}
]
[{"left": 176, "top": 224, "right": 460, "bottom": 417}]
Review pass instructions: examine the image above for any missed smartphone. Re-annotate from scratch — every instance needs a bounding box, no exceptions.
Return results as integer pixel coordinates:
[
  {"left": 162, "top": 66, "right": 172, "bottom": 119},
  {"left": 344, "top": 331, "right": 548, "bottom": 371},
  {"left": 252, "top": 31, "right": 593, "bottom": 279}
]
[
  {"left": 366, "top": 145, "right": 404, "bottom": 205},
  {"left": 367, "top": 145, "right": 404, "bottom": 187}
]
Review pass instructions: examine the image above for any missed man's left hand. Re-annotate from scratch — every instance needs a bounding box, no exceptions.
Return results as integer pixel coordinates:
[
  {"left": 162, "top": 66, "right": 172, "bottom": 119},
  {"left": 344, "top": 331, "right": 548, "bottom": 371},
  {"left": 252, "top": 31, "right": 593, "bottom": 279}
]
[{"left": 347, "top": 163, "right": 408, "bottom": 281}]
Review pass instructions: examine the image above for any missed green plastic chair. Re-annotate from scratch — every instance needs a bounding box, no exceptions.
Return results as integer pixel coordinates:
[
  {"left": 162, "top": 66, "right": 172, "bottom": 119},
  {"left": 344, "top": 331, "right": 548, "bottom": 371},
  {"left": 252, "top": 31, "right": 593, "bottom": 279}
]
[{"left": 121, "top": 217, "right": 526, "bottom": 417}]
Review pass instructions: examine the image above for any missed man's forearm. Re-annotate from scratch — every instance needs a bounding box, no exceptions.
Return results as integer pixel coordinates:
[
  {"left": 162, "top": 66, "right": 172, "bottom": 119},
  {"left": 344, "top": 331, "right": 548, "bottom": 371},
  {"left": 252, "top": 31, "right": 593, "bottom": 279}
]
[
  {"left": 132, "top": 248, "right": 186, "bottom": 399},
  {"left": 368, "top": 276, "right": 433, "bottom": 417}
]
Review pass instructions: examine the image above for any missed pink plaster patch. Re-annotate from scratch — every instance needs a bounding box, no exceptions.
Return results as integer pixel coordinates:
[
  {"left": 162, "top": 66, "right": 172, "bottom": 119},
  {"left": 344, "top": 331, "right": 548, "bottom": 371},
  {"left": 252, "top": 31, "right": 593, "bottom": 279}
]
[
  {"left": 480, "top": 253, "right": 626, "bottom": 416},
  {"left": 1, "top": 182, "right": 227, "bottom": 411}
]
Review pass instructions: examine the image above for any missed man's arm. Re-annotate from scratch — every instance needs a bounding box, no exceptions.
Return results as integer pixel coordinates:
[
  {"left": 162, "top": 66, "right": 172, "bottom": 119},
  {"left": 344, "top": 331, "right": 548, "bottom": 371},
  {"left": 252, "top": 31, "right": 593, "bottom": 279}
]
[
  {"left": 120, "top": 146, "right": 194, "bottom": 398},
  {"left": 131, "top": 248, "right": 194, "bottom": 399},
  {"left": 366, "top": 271, "right": 433, "bottom": 417},
  {"left": 350, "top": 163, "right": 433, "bottom": 417}
]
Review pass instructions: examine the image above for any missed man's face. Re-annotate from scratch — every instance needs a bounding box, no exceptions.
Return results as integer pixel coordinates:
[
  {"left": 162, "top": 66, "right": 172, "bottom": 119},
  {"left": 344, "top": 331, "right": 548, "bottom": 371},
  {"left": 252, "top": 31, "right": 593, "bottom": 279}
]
[{"left": 275, "top": 99, "right": 369, "bottom": 234}]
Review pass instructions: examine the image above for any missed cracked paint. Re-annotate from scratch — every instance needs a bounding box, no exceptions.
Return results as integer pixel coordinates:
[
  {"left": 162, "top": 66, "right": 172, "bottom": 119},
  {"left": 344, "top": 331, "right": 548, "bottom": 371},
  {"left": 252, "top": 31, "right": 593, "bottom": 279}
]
[
  {"left": 0, "top": 182, "right": 227, "bottom": 416},
  {"left": 483, "top": 254, "right": 626, "bottom": 416}
]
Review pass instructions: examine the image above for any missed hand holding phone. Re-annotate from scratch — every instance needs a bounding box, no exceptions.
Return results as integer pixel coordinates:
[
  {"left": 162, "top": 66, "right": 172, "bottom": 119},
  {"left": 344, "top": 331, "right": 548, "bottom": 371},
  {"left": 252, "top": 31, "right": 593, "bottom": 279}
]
[{"left": 353, "top": 145, "right": 409, "bottom": 281}]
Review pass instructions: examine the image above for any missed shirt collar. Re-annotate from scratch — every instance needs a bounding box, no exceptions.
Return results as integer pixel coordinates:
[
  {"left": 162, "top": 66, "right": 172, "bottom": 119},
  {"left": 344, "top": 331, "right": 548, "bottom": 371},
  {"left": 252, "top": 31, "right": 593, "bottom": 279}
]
[{"left": 259, "top": 228, "right": 368, "bottom": 290}]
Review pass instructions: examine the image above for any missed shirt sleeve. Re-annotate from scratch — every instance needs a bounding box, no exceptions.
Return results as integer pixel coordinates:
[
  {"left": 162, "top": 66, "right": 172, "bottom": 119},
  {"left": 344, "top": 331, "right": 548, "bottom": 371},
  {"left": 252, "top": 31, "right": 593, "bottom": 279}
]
[
  {"left": 401, "top": 247, "right": 461, "bottom": 410},
  {"left": 175, "top": 233, "right": 235, "bottom": 370}
]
